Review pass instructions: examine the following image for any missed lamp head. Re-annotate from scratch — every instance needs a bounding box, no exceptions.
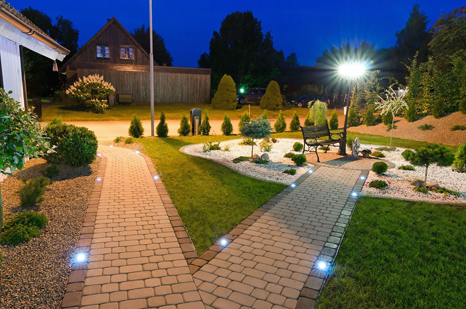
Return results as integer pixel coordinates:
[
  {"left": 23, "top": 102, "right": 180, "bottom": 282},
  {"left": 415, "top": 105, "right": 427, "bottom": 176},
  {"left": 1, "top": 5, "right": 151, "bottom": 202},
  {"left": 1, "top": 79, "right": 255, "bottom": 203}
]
[{"left": 338, "top": 62, "right": 366, "bottom": 79}]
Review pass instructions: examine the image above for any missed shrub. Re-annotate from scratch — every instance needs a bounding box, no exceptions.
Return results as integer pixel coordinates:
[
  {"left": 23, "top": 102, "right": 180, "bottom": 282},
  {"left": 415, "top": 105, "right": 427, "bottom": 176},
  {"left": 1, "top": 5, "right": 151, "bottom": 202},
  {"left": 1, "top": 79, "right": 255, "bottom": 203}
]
[
  {"left": 283, "top": 169, "right": 297, "bottom": 175},
  {"left": 42, "top": 163, "right": 59, "bottom": 179},
  {"left": 199, "top": 111, "right": 211, "bottom": 135},
  {"left": 372, "top": 162, "right": 388, "bottom": 175},
  {"left": 284, "top": 152, "right": 294, "bottom": 158},
  {"left": 435, "top": 187, "right": 460, "bottom": 196},
  {"left": 369, "top": 180, "right": 388, "bottom": 189},
  {"left": 418, "top": 124, "right": 435, "bottom": 131},
  {"left": 50, "top": 117, "right": 63, "bottom": 125},
  {"left": 252, "top": 157, "right": 268, "bottom": 164},
  {"left": 347, "top": 106, "right": 361, "bottom": 127},
  {"left": 261, "top": 109, "right": 268, "bottom": 120},
  {"left": 212, "top": 74, "right": 237, "bottom": 110},
  {"left": 238, "top": 112, "right": 251, "bottom": 131},
  {"left": 20, "top": 177, "right": 50, "bottom": 207},
  {"left": 414, "top": 186, "right": 429, "bottom": 194},
  {"left": 364, "top": 106, "right": 376, "bottom": 126},
  {"left": 221, "top": 114, "right": 233, "bottom": 136},
  {"left": 65, "top": 74, "right": 114, "bottom": 113},
  {"left": 260, "top": 80, "right": 282, "bottom": 110},
  {"left": 460, "top": 97, "right": 466, "bottom": 114},
  {"left": 0, "top": 225, "right": 41, "bottom": 245},
  {"left": 129, "top": 114, "right": 144, "bottom": 138},
  {"left": 178, "top": 115, "right": 191, "bottom": 136},
  {"left": 402, "top": 149, "right": 414, "bottom": 161},
  {"left": 292, "top": 154, "right": 307, "bottom": 166},
  {"left": 259, "top": 140, "right": 273, "bottom": 152},
  {"left": 329, "top": 109, "right": 339, "bottom": 130},
  {"left": 124, "top": 137, "right": 134, "bottom": 144},
  {"left": 4, "top": 211, "right": 48, "bottom": 229},
  {"left": 346, "top": 137, "right": 355, "bottom": 149},
  {"left": 203, "top": 142, "right": 221, "bottom": 152},
  {"left": 452, "top": 142, "right": 466, "bottom": 173},
  {"left": 405, "top": 101, "right": 418, "bottom": 122},
  {"left": 289, "top": 112, "right": 301, "bottom": 132},
  {"left": 432, "top": 98, "right": 445, "bottom": 118},
  {"left": 44, "top": 124, "right": 97, "bottom": 166},
  {"left": 232, "top": 156, "right": 250, "bottom": 164},
  {"left": 382, "top": 112, "right": 393, "bottom": 126},
  {"left": 156, "top": 112, "right": 169, "bottom": 137},
  {"left": 239, "top": 138, "right": 256, "bottom": 145},
  {"left": 398, "top": 165, "right": 415, "bottom": 171},
  {"left": 305, "top": 108, "right": 315, "bottom": 126},
  {"left": 274, "top": 111, "right": 286, "bottom": 132},
  {"left": 293, "top": 142, "right": 304, "bottom": 152},
  {"left": 114, "top": 136, "right": 125, "bottom": 143},
  {"left": 371, "top": 151, "right": 385, "bottom": 158},
  {"left": 450, "top": 125, "right": 466, "bottom": 131},
  {"left": 319, "top": 146, "right": 330, "bottom": 151},
  {"left": 310, "top": 100, "right": 328, "bottom": 125},
  {"left": 406, "top": 144, "right": 455, "bottom": 184}
]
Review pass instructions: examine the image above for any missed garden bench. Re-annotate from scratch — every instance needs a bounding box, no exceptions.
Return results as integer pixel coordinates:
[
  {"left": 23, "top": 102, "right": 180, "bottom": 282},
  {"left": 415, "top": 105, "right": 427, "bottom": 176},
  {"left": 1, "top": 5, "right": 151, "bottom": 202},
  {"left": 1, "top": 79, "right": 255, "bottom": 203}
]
[{"left": 300, "top": 124, "right": 344, "bottom": 162}]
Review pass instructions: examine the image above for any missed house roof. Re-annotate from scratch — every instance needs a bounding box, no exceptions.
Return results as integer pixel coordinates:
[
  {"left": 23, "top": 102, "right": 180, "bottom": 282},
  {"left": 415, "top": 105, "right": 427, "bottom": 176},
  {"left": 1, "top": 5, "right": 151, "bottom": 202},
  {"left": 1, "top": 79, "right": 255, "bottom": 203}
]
[
  {"left": 60, "top": 17, "right": 155, "bottom": 72},
  {"left": 0, "top": 0, "right": 69, "bottom": 59},
  {"left": 274, "top": 66, "right": 334, "bottom": 85}
]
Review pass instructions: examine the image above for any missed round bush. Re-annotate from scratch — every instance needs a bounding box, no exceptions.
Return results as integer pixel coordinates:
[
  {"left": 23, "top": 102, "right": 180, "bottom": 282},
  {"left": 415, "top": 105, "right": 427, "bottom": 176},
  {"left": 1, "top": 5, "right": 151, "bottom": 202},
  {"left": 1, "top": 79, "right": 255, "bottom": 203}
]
[
  {"left": 402, "top": 149, "right": 414, "bottom": 161},
  {"left": 5, "top": 211, "right": 48, "bottom": 230},
  {"left": 293, "top": 142, "right": 304, "bottom": 152},
  {"left": 0, "top": 224, "right": 41, "bottom": 245},
  {"left": 371, "top": 151, "right": 385, "bottom": 158},
  {"left": 372, "top": 162, "right": 388, "bottom": 175},
  {"left": 369, "top": 180, "right": 388, "bottom": 189},
  {"left": 283, "top": 169, "right": 297, "bottom": 175},
  {"left": 292, "top": 154, "right": 307, "bottom": 166}
]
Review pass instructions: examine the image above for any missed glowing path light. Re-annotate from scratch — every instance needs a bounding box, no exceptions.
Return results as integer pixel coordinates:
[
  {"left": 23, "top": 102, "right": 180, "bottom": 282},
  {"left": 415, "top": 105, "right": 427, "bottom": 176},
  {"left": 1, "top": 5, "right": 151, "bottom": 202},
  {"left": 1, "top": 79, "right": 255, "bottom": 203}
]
[
  {"left": 75, "top": 252, "right": 87, "bottom": 263},
  {"left": 135, "top": 150, "right": 140, "bottom": 154},
  {"left": 351, "top": 191, "right": 358, "bottom": 197},
  {"left": 290, "top": 183, "right": 296, "bottom": 188},
  {"left": 360, "top": 175, "right": 366, "bottom": 180},
  {"left": 96, "top": 177, "right": 102, "bottom": 182},
  {"left": 220, "top": 238, "right": 228, "bottom": 247},
  {"left": 317, "top": 260, "right": 329, "bottom": 271},
  {"left": 308, "top": 170, "right": 313, "bottom": 174},
  {"left": 97, "top": 153, "right": 102, "bottom": 157},
  {"left": 153, "top": 175, "right": 159, "bottom": 180}
]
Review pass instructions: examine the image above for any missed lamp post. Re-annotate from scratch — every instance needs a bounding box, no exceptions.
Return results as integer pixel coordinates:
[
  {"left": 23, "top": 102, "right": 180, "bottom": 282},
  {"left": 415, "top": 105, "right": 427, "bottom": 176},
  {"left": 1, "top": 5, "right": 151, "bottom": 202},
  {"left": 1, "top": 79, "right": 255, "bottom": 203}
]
[
  {"left": 338, "top": 63, "right": 366, "bottom": 155},
  {"left": 149, "top": 0, "right": 154, "bottom": 136}
]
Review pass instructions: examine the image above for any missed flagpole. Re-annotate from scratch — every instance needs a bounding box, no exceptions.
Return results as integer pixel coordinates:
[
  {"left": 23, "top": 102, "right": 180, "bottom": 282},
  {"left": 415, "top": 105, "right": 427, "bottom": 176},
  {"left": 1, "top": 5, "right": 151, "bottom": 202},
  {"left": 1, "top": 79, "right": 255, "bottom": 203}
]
[{"left": 149, "top": 0, "right": 154, "bottom": 136}]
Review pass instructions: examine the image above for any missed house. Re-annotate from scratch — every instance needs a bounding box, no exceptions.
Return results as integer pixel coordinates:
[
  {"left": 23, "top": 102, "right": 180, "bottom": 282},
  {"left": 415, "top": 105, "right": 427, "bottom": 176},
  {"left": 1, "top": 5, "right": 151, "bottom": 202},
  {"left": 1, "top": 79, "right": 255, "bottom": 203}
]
[
  {"left": 274, "top": 66, "right": 331, "bottom": 96},
  {"left": 60, "top": 17, "right": 211, "bottom": 104},
  {"left": 0, "top": 0, "right": 69, "bottom": 108}
]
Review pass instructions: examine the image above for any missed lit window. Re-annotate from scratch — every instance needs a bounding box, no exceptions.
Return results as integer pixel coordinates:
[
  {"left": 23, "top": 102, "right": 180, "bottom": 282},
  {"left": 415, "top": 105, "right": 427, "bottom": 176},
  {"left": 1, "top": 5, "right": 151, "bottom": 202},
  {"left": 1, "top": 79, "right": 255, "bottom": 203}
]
[
  {"left": 97, "top": 45, "right": 110, "bottom": 58},
  {"left": 120, "top": 47, "right": 134, "bottom": 60}
]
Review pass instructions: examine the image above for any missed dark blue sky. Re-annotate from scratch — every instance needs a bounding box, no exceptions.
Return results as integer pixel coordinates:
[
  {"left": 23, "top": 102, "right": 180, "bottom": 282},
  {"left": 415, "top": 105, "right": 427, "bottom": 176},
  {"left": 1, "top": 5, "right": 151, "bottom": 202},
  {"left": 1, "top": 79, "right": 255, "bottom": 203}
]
[{"left": 12, "top": 0, "right": 464, "bottom": 68}]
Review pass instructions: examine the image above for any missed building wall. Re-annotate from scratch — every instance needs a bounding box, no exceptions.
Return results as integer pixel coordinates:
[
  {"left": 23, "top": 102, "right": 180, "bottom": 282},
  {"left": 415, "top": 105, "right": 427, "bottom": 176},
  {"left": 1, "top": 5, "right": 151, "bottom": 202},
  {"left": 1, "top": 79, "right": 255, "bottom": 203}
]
[{"left": 0, "top": 35, "right": 24, "bottom": 108}]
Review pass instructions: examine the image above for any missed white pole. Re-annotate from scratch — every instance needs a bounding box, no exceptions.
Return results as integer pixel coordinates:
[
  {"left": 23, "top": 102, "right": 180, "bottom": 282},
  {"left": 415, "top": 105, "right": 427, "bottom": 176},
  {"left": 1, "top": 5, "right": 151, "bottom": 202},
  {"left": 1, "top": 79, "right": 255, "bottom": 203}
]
[{"left": 149, "top": 0, "right": 154, "bottom": 136}]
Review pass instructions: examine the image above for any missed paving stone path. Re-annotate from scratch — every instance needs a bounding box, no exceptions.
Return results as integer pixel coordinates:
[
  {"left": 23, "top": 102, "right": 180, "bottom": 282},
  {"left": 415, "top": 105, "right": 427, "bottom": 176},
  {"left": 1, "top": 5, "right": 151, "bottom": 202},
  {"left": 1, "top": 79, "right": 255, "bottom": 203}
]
[{"left": 62, "top": 146, "right": 364, "bottom": 309}]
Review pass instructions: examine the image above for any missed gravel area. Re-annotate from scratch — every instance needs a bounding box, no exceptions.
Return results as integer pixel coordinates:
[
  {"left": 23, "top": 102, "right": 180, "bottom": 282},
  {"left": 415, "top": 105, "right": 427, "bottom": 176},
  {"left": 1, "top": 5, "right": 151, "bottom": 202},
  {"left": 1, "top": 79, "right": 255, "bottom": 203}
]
[
  {"left": 0, "top": 158, "right": 99, "bottom": 309},
  {"left": 182, "top": 138, "right": 314, "bottom": 185},
  {"left": 361, "top": 144, "right": 466, "bottom": 203}
]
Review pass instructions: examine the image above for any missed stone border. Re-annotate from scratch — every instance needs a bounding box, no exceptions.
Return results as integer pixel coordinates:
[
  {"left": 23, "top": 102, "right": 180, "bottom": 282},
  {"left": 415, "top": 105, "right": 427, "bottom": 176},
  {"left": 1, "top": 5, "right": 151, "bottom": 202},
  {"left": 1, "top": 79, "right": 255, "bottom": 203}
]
[
  {"left": 188, "top": 166, "right": 321, "bottom": 275},
  {"left": 61, "top": 155, "right": 107, "bottom": 308},
  {"left": 296, "top": 169, "right": 369, "bottom": 309}
]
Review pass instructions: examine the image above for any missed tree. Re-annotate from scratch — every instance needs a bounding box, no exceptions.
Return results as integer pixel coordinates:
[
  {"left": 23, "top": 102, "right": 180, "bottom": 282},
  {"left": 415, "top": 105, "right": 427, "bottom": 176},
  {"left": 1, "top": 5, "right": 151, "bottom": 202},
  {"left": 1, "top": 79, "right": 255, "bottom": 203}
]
[
  {"left": 404, "top": 144, "right": 455, "bottom": 185},
  {"left": 132, "top": 24, "right": 173, "bottom": 66},
  {"left": 178, "top": 115, "right": 191, "bottom": 136},
  {"left": 221, "top": 114, "right": 233, "bottom": 136},
  {"left": 129, "top": 114, "right": 144, "bottom": 138},
  {"left": 199, "top": 111, "right": 211, "bottom": 135},
  {"left": 274, "top": 111, "right": 286, "bottom": 132},
  {"left": 260, "top": 81, "right": 282, "bottom": 110},
  {"left": 212, "top": 75, "right": 237, "bottom": 110},
  {"left": 0, "top": 89, "right": 52, "bottom": 229},
  {"left": 329, "top": 109, "right": 339, "bottom": 129},
  {"left": 289, "top": 112, "right": 300, "bottom": 132},
  {"left": 240, "top": 117, "right": 272, "bottom": 158},
  {"left": 453, "top": 142, "right": 466, "bottom": 173},
  {"left": 364, "top": 105, "right": 376, "bottom": 126},
  {"left": 284, "top": 53, "right": 300, "bottom": 71},
  {"left": 405, "top": 101, "right": 418, "bottom": 122},
  {"left": 310, "top": 100, "right": 328, "bottom": 125},
  {"left": 238, "top": 112, "right": 251, "bottom": 131},
  {"left": 156, "top": 112, "right": 168, "bottom": 137}
]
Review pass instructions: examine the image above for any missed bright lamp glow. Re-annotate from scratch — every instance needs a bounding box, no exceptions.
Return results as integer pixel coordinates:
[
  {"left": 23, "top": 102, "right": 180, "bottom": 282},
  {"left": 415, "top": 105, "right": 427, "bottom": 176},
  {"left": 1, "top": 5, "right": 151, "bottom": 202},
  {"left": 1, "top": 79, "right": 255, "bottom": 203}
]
[
  {"left": 360, "top": 175, "right": 366, "bottom": 180},
  {"left": 110, "top": 144, "right": 114, "bottom": 148},
  {"left": 96, "top": 177, "right": 102, "bottom": 182},
  {"left": 220, "top": 238, "right": 228, "bottom": 246},
  {"left": 153, "top": 175, "right": 159, "bottom": 180},
  {"left": 338, "top": 63, "right": 366, "bottom": 79},
  {"left": 97, "top": 153, "right": 102, "bottom": 157},
  {"left": 135, "top": 150, "right": 140, "bottom": 154},
  {"left": 75, "top": 252, "right": 87, "bottom": 263},
  {"left": 317, "top": 260, "right": 329, "bottom": 271},
  {"left": 239, "top": 87, "right": 245, "bottom": 94},
  {"left": 290, "top": 183, "right": 296, "bottom": 188},
  {"left": 308, "top": 170, "right": 313, "bottom": 174},
  {"left": 351, "top": 191, "right": 358, "bottom": 197}
]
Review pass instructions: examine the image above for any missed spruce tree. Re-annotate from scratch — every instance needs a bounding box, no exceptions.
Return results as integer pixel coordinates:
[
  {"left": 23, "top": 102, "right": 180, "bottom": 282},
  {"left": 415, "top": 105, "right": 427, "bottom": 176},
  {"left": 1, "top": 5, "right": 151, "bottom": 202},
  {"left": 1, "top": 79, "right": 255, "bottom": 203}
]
[
  {"left": 260, "top": 81, "right": 282, "bottom": 110},
  {"left": 212, "top": 74, "right": 237, "bottom": 110},
  {"left": 405, "top": 101, "right": 418, "bottom": 122},
  {"left": 129, "top": 114, "right": 144, "bottom": 138},
  {"left": 347, "top": 106, "right": 361, "bottom": 127},
  {"left": 178, "top": 114, "right": 191, "bottom": 136},
  {"left": 289, "top": 111, "right": 301, "bottom": 132},
  {"left": 329, "top": 109, "right": 339, "bottom": 129},
  {"left": 199, "top": 111, "right": 211, "bottom": 135},
  {"left": 156, "top": 112, "right": 169, "bottom": 137},
  {"left": 238, "top": 112, "right": 251, "bottom": 131},
  {"left": 364, "top": 106, "right": 376, "bottom": 126},
  {"left": 261, "top": 109, "right": 268, "bottom": 119},
  {"left": 221, "top": 114, "right": 233, "bottom": 135},
  {"left": 274, "top": 110, "right": 286, "bottom": 132}
]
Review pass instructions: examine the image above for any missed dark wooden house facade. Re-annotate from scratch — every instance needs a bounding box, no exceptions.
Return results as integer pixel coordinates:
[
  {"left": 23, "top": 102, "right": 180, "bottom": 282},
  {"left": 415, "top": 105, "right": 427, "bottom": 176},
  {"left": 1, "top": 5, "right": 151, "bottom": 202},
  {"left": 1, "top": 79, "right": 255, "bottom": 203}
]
[{"left": 61, "top": 18, "right": 211, "bottom": 104}]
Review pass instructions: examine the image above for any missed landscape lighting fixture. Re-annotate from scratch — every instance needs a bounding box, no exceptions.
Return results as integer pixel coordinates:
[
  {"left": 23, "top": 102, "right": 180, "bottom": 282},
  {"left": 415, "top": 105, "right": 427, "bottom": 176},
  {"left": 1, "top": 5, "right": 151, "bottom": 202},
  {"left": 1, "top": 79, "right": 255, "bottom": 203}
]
[
  {"left": 360, "top": 175, "right": 366, "bottom": 180},
  {"left": 75, "top": 252, "right": 87, "bottom": 263},
  {"left": 96, "top": 177, "right": 102, "bottom": 182},
  {"left": 290, "top": 183, "right": 296, "bottom": 188},
  {"left": 308, "top": 170, "right": 313, "bottom": 174},
  {"left": 220, "top": 238, "right": 228, "bottom": 247},
  {"left": 153, "top": 175, "right": 159, "bottom": 180},
  {"left": 135, "top": 150, "right": 140, "bottom": 154},
  {"left": 239, "top": 87, "right": 245, "bottom": 94},
  {"left": 97, "top": 153, "right": 101, "bottom": 157},
  {"left": 317, "top": 260, "right": 329, "bottom": 271},
  {"left": 351, "top": 191, "right": 358, "bottom": 197},
  {"left": 110, "top": 144, "right": 113, "bottom": 147},
  {"left": 338, "top": 62, "right": 367, "bottom": 79}
]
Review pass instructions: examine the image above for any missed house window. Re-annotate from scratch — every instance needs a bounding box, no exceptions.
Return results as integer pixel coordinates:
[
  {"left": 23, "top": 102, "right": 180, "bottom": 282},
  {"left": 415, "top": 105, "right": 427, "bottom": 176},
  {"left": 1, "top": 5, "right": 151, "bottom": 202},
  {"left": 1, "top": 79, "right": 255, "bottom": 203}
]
[
  {"left": 97, "top": 45, "right": 110, "bottom": 58},
  {"left": 120, "top": 47, "right": 134, "bottom": 60}
]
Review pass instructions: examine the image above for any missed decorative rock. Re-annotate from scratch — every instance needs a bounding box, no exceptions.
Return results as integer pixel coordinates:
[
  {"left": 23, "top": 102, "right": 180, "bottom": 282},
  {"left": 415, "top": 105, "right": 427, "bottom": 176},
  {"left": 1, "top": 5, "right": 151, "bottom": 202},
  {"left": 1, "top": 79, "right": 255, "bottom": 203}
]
[
  {"left": 426, "top": 182, "right": 440, "bottom": 189},
  {"left": 260, "top": 153, "right": 270, "bottom": 161},
  {"left": 410, "top": 179, "right": 424, "bottom": 187}
]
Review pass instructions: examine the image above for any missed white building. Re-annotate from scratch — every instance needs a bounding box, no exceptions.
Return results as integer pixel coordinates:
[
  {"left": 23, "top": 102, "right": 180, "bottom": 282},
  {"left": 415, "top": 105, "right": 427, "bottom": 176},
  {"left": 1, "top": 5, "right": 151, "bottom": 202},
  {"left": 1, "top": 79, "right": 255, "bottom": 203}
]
[{"left": 0, "top": 0, "right": 69, "bottom": 108}]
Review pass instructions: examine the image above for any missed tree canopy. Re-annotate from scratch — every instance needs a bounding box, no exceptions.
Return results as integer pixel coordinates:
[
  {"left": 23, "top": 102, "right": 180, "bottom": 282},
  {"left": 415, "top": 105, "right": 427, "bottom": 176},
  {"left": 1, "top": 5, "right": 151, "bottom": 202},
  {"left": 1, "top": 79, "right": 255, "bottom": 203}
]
[{"left": 132, "top": 25, "right": 173, "bottom": 66}]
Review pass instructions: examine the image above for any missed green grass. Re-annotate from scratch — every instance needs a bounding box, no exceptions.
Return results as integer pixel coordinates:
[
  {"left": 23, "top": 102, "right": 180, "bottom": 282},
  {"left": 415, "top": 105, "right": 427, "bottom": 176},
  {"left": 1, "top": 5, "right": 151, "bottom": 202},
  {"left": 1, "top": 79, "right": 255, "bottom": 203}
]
[
  {"left": 138, "top": 135, "right": 285, "bottom": 254},
  {"left": 318, "top": 197, "right": 466, "bottom": 309},
  {"left": 41, "top": 104, "right": 329, "bottom": 122}
]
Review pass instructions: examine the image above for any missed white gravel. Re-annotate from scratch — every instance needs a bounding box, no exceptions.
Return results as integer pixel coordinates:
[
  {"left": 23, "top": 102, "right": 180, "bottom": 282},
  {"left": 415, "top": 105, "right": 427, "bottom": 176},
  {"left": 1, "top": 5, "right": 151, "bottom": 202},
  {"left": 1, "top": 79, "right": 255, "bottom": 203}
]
[
  {"left": 361, "top": 144, "right": 466, "bottom": 203},
  {"left": 182, "top": 138, "right": 313, "bottom": 185}
]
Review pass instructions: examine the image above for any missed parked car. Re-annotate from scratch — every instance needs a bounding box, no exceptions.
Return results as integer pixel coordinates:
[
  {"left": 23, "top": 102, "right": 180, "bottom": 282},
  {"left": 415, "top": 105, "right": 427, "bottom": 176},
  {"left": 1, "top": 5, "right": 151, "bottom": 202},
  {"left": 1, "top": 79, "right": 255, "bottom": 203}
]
[
  {"left": 237, "top": 88, "right": 267, "bottom": 105},
  {"left": 291, "top": 94, "right": 330, "bottom": 108}
]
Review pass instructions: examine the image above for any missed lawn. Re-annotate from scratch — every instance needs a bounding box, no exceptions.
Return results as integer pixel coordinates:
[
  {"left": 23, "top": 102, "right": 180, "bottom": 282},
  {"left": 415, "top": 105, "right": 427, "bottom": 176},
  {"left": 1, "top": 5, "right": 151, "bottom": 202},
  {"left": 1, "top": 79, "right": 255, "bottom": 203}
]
[
  {"left": 41, "top": 104, "right": 340, "bottom": 122},
  {"left": 138, "top": 135, "right": 285, "bottom": 254},
  {"left": 317, "top": 197, "right": 466, "bottom": 309}
]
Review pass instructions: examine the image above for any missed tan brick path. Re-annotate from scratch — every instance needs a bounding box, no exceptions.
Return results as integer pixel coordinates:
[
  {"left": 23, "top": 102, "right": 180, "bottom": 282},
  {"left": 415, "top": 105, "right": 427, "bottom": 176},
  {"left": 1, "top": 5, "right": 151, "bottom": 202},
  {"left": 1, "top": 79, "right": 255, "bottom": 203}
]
[{"left": 62, "top": 146, "right": 203, "bottom": 309}]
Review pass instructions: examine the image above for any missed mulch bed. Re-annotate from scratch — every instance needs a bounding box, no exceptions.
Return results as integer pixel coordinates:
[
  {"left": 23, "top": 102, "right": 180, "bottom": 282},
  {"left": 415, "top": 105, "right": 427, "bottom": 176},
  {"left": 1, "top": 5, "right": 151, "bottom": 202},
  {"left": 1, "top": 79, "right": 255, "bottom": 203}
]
[{"left": 0, "top": 158, "right": 99, "bottom": 309}]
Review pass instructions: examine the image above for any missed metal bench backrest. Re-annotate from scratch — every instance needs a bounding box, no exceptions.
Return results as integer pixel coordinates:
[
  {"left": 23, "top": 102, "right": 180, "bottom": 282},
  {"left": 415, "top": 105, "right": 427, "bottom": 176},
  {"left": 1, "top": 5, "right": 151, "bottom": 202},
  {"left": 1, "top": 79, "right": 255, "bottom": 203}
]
[{"left": 301, "top": 124, "right": 330, "bottom": 139}]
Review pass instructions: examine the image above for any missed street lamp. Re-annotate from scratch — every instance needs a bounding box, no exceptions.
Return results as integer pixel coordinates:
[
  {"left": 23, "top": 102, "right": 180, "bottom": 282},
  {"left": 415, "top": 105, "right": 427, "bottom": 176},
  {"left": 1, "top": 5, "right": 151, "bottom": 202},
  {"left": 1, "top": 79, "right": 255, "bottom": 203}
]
[{"left": 338, "top": 62, "right": 366, "bottom": 155}]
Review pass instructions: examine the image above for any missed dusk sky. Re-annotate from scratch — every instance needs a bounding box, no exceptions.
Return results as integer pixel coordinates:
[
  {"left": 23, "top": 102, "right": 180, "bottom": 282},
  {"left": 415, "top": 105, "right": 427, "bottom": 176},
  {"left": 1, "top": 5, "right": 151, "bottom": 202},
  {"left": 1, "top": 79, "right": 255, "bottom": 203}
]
[{"left": 11, "top": 0, "right": 465, "bottom": 68}]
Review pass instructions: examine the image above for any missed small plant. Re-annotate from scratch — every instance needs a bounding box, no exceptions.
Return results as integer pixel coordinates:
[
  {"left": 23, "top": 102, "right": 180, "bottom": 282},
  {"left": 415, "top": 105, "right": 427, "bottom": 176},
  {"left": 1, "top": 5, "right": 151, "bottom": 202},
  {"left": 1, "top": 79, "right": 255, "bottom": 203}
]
[
  {"left": 19, "top": 177, "right": 50, "bottom": 207},
  {"left": 283, "top": 169, "right": 297, "bottom": 175},
  {"left": 42, "top": 163, "right": 59, "bottom": 179},
  {"left": 203, "top": 142, "right": 221, "bottom": 152},
  {"left": 368, "top": 180, "right": 388, "bottom": 189},
  {"left": 259, "top": 140, "right": 273, "bottom": 152},
  {"left": 271, "top": 138, "right": 278, "bottom": 143},
  {"left": 232, "top": 156, "right": 250, "bottom": 164},
  {"left": 199, "top": 111, "right": 211, "bottom": 135},
  {"left": 0, "top": 211, "right": 48, "bottom": 245},
  {"left": 418, "top": 124, "right": 435, "bottom": 131},
  {"left": 346, "top": 137, "right": 355, "bottom": 149},
  {"left": 223, "top": 144, "right": 231, "bottom": 152},
  {"left": 289, "top": 111, "right": 301, "bottom": 132},
  {"left": 371, "top": 151, "right": 385, "bottom": 158},
  {"left": 361, "top": 149, "right": 372, "bottom": 155},
  {"left": 252, "top": 157, "right": 268, "bottom": 164},
  {"left": 221, "top": 114, "right": 233, "bottom": 136},
  {"left": 450, "top": 125, "right": 466, "bottom": 131},
  {"left": 50, "top": 117, "right": 63, "bottom": 125},
  {"left": 452, "top": 142, "right": 466, "bottom": 173},
  {"left": 435, "top": 187, "right": 460, "bottom": 196},
  {"left": 293, "top": 142, "right": 304, "bottom": 152},
  {"left": 402, "top": 149, "right": 414, "bottom": 161},
  {"left": 124, "top": 137, "right": 134, "bottom": 144},
  {"left": 292, "top": 154, "right": 307, "bottom": 166},
  {"left": 239, "top": 138, "right": 256, "bottom": 146},
  {"left": 274, "top": 111, "right": 286, "bottom": 133},
  {"left": 178, "top": 115, "right": 191, "bottom": 136},
  {"left": 156, "top": 112, "right": 169, "bottom": 137},
  {"left": 284, "top": 152, "right": 294, "bottom": 158},
  {"left": 129, "top": 114, "right": 144, "bottom": 138},
  {"left": 114, "top": 136, "right": 125, "bottom": 143},
  {"left": 238, "top": 112, "right": 251, "bottom": 131},
  {"left": 398, "top": 165, "right": 415, "bottom": 171},
  {"left": 329, "top": 109, "right": 339, "bottom": 130},
  {"left": 414, "top": 186, "right": 429, "bottom": 194},
  {"left": 4, "top": 211, "right": 48, "bottom": 229},
  {"left": 372, "top": 162, "right": 388, "bottom": 175}
]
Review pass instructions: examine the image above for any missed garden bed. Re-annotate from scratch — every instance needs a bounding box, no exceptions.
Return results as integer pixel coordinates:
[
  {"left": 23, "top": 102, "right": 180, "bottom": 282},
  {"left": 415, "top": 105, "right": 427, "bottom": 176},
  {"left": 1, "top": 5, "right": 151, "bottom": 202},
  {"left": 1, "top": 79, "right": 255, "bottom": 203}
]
[
  {"left": 181, "top": 138, "right": 313, "bottom": 185},
  {"left": 361, "top": 144, "right": 466, "bottom": 203},
  {"left": 0, "top": 158, "right": 99, "bottom": 309}
]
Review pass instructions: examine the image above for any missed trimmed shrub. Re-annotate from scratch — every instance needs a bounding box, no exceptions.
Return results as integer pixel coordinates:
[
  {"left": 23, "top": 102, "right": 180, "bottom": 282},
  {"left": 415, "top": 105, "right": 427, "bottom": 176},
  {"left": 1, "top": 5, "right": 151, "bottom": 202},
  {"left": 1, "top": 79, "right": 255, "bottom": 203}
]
[
  {"left": 129, "top": 114, "right": 144, "bottom": 138},
  {"left": 347, "top": 106, "right": 361, "bottom": 127},
  {"left": 221, "top": 114, "right": 233, "bottom": 136},
  {"left": 42, "top": 163, "right": 59, "bottom": 179},
  {"left": 238, "top": 112, "right": 251, "bottom": 131},
  {"left": 369, "top": 180, "right": 388, "bottom": 189},
  {"left": 451, "top": 125, "right": 466, "bottom": 131},
  {"left": 261, "top": 109, "right": 268, "bottom": 120},
  {"left": 124, "top": 137, "right": 134, "bottom": 144},
  {"left": 0, "top": 225, "right": 41, "bottom": 245},
  {"left": 311, "top": 101, "right": 328, "bottom": 125},
  {"left": 402, "top": 149, "right": 414, "bottom": 161},
  {"left": 114, "top": 136, "right": 125, "bottom": 143},
  {"left": 293, "top": 142, "right": 304, "bottom": 152},
  {"left": 329, "top": 109, "right": 339, "bottom": 130},
  {"left": 199, "top": 111, "right": 211, "bottom": 135},
  {"left": 364, "top": 106, "right": 376, "bottom": 126},
  {"left": 372, "top": 162, "right": 388, "bottom": 175},
  {"left": 398, "top": 165, "right": 415, "bottom": 171},
  {"left": 453, "top": 142, "right": 466, "bottom": 173},
  {"left": 305, "top": 108, "right": 315, "bottom": 126},
  {"left": 418, "top": 124, "right": 435, "bottom": 131},
  {"left": 212, "top": 74, "right": 237, "bottom": 110},
  {"left": 284, "top": 152, "right": 294, "bottom": 158},
  {"left": 371, "top": 151, "right": 385, "bottom": 158},
  {"left": 156, "top": 112, "right": 169, "bottom": 137},
  {"left": 346, "top": 137, "right": 355, "bottom": 149},
  {"left": 405, "top": 101, "right": 418, "bottom": 122},
  {"left": 292, "top": 154, "right": 307, "bottom": 166},
  {"left": 19, "top": 177, "right": 50, "bottom": 207},
  {"left": 178, "top": 115, "right": 191, "bottom": 136},
  {"left": 283, "top": 169, "right": 297, "bottom": 175},
  {"left": 65, "top": 74, "right": 114, "bottom": 113},
  {"left": 289, "top": 112, "right": 301, "bottom": 132},
  {"left": 274, "top": 111, "right": 286, "bottom": 132},
  {"left": 4, "top": 211, "right": 48, "bottom": 229},
  {"left": 260, "top": 81, "right": 282, "bottom": 110}
]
